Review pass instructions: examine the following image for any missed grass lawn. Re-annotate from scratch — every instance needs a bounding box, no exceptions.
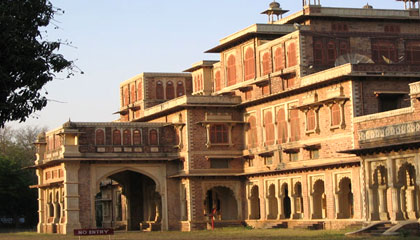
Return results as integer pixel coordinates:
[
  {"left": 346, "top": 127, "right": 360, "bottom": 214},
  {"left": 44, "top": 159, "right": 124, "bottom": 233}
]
[{"left": 0, "top": 227, "right": 418, "bottom": 240}]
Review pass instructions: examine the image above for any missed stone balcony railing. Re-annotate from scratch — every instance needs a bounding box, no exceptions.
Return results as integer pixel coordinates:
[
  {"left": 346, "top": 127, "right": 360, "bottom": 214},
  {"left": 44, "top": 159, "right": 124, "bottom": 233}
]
[
  {"left": 358, "top": 120, "right": 420, "bottom": 145},
  {"left": 36, "top": 121, "right": 180, "bottom": 164}
]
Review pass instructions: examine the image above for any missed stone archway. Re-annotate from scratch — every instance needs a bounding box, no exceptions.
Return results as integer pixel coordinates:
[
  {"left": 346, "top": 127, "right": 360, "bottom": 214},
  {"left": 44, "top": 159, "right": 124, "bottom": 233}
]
[
  {"left": 312, "top": 179, "right": 326, "bottom": 219},
  {"left": 204, "top": 186, "right": 238, "bottom": 220},
  {"left": 398, "top": 163, "right": 418, "bottom": 220},
  {"left": 95, "top": 170, "right": 162, "bottom": 231},
  {"left": 249, "top": 186, "right": 260, "bottom": 219},
  {"left": 266, "top": 184, "right": 278, "bottom": 220},
  {"left": 336, "top": 177, "right": 353, "bottom": 219}
]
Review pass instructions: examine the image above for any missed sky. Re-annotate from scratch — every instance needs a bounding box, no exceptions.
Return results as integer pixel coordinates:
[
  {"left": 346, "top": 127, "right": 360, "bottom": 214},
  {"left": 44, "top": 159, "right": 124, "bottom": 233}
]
[{"left": 8, "top": 0, "right": 404, "bottom": 130}]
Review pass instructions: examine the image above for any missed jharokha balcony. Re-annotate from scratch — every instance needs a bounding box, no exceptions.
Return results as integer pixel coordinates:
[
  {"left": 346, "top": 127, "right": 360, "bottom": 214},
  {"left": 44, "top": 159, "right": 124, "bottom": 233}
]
[
  {"left": 349, "top": 81, "right": 420, "bottom": 153},
  {"left": 34, "top": 121, "right": 181, "bottom": 165}
]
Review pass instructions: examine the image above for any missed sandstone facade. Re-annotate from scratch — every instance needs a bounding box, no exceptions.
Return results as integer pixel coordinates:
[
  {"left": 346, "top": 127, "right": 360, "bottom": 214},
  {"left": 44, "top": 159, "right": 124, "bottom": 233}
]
[{"left": 32, "top": 2, "right": 420, "bottom": 234}]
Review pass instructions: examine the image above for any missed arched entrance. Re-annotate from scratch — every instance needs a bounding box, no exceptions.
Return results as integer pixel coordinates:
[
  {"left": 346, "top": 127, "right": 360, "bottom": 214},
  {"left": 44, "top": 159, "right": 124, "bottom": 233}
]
[
  {"left": 398, "top": 163, "right": 418, "bottom": 220},
  {"left": 249, "top": 186, "right": 260, "bottom": 219},
  {"left": 312, "top": 179, "right": 326, "bottom": 219},
  {"left": 267, "top": 184, "right": 278, "bottom": 219},
  {"left": 280, "top": 183, "right": 291, "bottom": 219},
  {"left": 336, "top": 177, "right": 353, "bottom": 219},
  {"left": 204, "top": 187, "right": 238, "bottom": 220},
  {"left": 95, "top": 170, "right": 162, "bottom": 231}
]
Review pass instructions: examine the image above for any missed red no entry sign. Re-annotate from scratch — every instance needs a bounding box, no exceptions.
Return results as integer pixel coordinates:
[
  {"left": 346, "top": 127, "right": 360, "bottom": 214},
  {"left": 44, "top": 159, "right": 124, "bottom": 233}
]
[{"left": 74, "top": 229, "right": 114, "bottom": 236}]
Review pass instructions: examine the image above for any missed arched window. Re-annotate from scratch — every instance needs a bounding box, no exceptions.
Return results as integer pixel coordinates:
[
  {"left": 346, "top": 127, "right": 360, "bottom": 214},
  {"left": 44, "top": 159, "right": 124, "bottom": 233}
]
[
  {"left": 113, "top": 130, "right": 121, "bottom": 145},
  {"left": 123, "top": 129, "right": 131, "bottom": 145},
  {"left": 313, "top": 38, "right": 324, "bottom": 65},
  {"left": 133, "top": 129, "right": 142, "bottom": 145},
  {"left": 166, "top": 81, "right": 175, "bottom": 99},
  {"left": 262, "top": 52, "right": 271, "bottom": 76},
  {"left": 306, "top": 109, "right": 316, "bottom": 131},
  {"left": 227, "top": 55, "right": 236, "bottom": 86},
  {"left": 327, "top": 40, "right": 336, "bottom": 65},
  {"left": 244, "top": 48, "right": 255, "bottom": 80},
  {"left": 247, "top": 116, "right": 257, "bottom": 148},
  {"left": 124, "top": 87, "right": 129, "bottom": 106},
  {"left": 214, "top": 71, "right": 221, "bottom": 91},
  {"left": 177, "top": 81, "right": 185, "bottom": 96},
  {"left": 287, "top": 42, "right": 297, "bottom": 67},
  {"left": 130, "top": 84, "right": 136, "bottom": 103},
  {"left": 331, "top": 103, "right": 341, "bottom": 126},
  {"left": 156, "top": 81, "right": 164, "bottom": 99},
  {"left": 149, "top": 129, "right": 158, "bottom": 145},
  {"left": 95, "top": 129, "right": 105, "bottom": 145},
  {"left": 274, "top": 47, "right": 285, "bottom": 71},
  {"left": 137, "top": 81, "right": 142, "bottom": 100},
  {"left": 290, "top": 109, "right": 300, "bottom": 141},
  {"left": 210, "top": 124, "right": 228, "bottom": 143},
  {"left": 264, "top": 111, "right": 274, "bottom": 145},
  {"left": 277, "top": 108, "right": 288, "bottom": 144}
]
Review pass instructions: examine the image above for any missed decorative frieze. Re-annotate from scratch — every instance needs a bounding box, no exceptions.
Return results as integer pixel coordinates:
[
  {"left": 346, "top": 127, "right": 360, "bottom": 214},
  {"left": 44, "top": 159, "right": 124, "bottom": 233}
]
[{"left": 358, "top": 120, "right": 420, "bottom": 142}]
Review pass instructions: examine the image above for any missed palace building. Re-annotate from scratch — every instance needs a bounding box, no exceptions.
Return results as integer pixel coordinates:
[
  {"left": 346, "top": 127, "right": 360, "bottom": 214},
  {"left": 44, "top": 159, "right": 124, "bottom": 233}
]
[{"left": 32, "top": 0, "right": 420, "bottom": 234}]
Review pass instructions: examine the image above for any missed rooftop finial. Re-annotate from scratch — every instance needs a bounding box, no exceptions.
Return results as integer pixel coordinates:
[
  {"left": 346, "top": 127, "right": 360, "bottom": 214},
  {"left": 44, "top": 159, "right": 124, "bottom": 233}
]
[
  {"left": 363, "top": 3, "right": 373, "bottom": 9},
  {"left": 261, "top": 1, "right": 289, "bottom": 23}
]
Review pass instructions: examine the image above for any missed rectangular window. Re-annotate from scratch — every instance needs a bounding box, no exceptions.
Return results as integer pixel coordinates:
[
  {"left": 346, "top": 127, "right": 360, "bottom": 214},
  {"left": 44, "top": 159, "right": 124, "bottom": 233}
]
[
  {"left": 313, "top": 37, "right": 350, "bottom": 66},
  {"left": 371, "top": 39, "right": 397, "bottom": 64},
  {"left": 289, "top": 152, "right": 299, "bottom": 162},
  {"left": 264, "top": 156, "right": 273, "bottom": 165},
  {"left": 210, "top": 159, "right": 229, "bottom": 169},
  {"left": 379, "top": 95, "right": 402, "bottom": 112},
  {"left": 406, "top": 40, "right": 420, "bottom": 64},
  {"left": 247, "top": 158, "right": 254, "bottom": 167},
  {"left": 309, "top": 149, "right": 319, "bottom": 160},
  {"left": 210, "top": 124, "right": 228, "bottom": 143}
]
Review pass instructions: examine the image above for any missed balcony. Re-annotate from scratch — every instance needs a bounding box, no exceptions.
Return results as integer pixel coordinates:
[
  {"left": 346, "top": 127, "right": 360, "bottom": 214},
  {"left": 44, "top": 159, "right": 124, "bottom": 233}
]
[{"left": 35, "top": 121, "right": 180, "bottom": 165}]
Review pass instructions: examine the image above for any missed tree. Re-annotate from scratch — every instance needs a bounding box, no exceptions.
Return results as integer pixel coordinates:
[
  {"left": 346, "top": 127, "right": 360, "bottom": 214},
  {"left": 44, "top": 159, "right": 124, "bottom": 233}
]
[
  {"left": 0, "top": 0, "right": 73, "bottom": 128},
  {"left": 0, "top": 125, "right": 45, "bottom": 228}
]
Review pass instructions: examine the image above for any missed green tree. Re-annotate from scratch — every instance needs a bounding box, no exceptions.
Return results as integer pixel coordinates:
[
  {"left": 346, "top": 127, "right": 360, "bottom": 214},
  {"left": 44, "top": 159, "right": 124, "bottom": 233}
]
[
  {"left": 0, "top": 125, "right": 45, "bottom": 228},
  {"left": 0, "top": 0, "right": 73, "bottom": 128}
]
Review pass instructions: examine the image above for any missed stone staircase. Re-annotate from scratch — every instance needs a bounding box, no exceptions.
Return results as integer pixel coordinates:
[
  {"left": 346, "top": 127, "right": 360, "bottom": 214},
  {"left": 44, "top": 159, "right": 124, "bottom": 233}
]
[
  {"left": 345, "top": 221, "right": 395, "bottom": 236},
  {"left": 292, "top": 222, "right": 324, "bottom": 230},
  {"left": 271, "top": 222, "right": 288, "bottom": 229}
]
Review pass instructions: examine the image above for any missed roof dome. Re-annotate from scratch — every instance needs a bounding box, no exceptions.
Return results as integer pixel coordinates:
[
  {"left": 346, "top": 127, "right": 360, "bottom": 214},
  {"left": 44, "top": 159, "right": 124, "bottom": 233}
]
[
  {"left": 269, "top": 1, "right": 280, "bottom": 9},
  {"left": 363, "top": 3, "right": 373, "bottom": 9}
]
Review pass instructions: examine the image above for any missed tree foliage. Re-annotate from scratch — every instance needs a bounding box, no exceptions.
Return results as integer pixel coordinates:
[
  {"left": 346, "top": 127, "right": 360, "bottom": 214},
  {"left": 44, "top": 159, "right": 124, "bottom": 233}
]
[
  {"left": 0, "top": 125, "right": 46, "bottom": 228},
  {"left": 0, "top": 0, "right": 73, "bottom": 127}
]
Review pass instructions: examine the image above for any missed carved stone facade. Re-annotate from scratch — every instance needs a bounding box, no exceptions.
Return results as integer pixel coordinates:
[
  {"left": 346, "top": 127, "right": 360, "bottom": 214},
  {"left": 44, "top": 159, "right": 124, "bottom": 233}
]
[{"left": 33, "top": 2, "right": 420, "bottom": 234}]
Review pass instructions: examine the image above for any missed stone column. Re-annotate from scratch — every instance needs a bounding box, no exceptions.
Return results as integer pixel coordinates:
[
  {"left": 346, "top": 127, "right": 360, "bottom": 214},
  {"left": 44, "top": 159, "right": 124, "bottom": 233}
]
[
  {"left": 63, "top": 162, "right": 81, "bottom": 234},
  {"left": 36, "top": 169, "right": 45, "bottom": 233},
  {"left": 387, "top": 157, "right": 403, "bottom": 220},
  {"left": 278, "top": 194, "right": 285, "bottom": 219},
  {"left": 378, "top": 186, "right": 388, "bottom": 220},
  {"left": 334, "top": 192, "right": 340, "bottom": 219},
  {"left": 309, "top": 194, "right": 314, "bottom": 219},
  {"left": 367, "top": 188, "right": 376, "bottom": 220},
  {"left": 289, "top": 183, "right": 295, "bottom": 219}
]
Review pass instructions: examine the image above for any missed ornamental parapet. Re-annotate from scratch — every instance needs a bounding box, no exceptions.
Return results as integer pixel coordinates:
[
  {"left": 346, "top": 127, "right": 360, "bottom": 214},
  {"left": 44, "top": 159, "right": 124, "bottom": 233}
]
[
  {"left": 34, "top": 121, "right": 180, "bottom": 164},
  {"left": 358, "top": 120, "right": 420, "bottom": 147}
]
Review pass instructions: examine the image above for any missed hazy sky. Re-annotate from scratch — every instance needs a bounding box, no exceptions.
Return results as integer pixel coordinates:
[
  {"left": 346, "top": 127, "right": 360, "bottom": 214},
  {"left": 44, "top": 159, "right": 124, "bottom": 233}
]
[{"left": 8, "top": 0, "right": 404, "bottom": 130}]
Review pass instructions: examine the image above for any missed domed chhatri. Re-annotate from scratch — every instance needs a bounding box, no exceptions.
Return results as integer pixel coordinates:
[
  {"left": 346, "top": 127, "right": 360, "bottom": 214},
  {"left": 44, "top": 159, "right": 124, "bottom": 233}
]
[
  {"left": 363, "top": 3, "right": 373, "bottom": 9},
  {"left": 269, "top": 1, "right": 280, "bottom": 9},
  {"left": 261, "top": 1, "right": 289, "bottom": 23}
]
